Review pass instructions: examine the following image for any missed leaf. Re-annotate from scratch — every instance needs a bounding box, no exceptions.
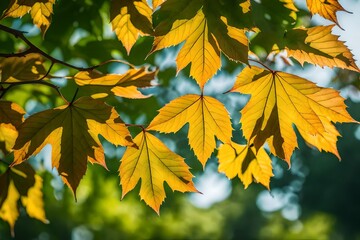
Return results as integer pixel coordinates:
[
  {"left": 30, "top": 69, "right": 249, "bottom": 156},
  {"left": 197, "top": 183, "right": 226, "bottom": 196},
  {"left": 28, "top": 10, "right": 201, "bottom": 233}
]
[
  {"left": 1, "top": 0, "right": 56, "bottom": 35},
  {"left": 150, "top": 0, "right": 248, "bottom": 88},
  {"left": 152, "top": 0, "right": 165, "bottom": 9},
  {"left": 0, "top": 101, "right": 25, "bottom": 154},
  {"left": 218, "top": 142, "right": 273, "bottom": 189},
  {"left": 306, "top": 0, "right": 347, "bottom": 27},
  {"left": 12, "top": 97, "right": 135, "bottom": 195},
  {"left": 285, "top": 25, "right": 360, "bottom": 72},
  {"left": 0, "top": 163, "right": 47, "bottom": 236},
  {"left": 147, "top": 94, "right": 232, "bottom": 166},
  {"left": 0, "top": 53, "right": 47, "bottom": 82},
  {"left": 119, "top": 131, "right": 197, "bottom": 214},
  {"left": 74, "top": 66, "right": 156, "bottom": 99},
  {"left": 110, "top": 0, "right": 153, "bottom": 54},
  {"left": 231, "top": 66, "right": 356, "bottom": 164}
]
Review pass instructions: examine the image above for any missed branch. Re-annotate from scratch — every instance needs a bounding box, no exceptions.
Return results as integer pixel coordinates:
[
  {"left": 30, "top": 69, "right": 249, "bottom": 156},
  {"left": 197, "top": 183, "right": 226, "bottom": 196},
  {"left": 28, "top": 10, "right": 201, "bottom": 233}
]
[
  {"left": 0, "top": 80, "right": 61, "bottom": 99},
  {"left": 0, "top": 24, "right": 135, "bottom": 72}
]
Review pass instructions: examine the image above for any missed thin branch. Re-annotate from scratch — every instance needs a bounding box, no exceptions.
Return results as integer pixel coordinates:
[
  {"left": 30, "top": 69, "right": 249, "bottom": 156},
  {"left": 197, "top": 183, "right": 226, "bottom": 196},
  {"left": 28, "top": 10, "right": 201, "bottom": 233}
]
[
  {"left": 0, "top": 24, "right": 135, "bottom": 72},
  {"left": 0, "top": 80, "right": 61, "bottom": 99}
]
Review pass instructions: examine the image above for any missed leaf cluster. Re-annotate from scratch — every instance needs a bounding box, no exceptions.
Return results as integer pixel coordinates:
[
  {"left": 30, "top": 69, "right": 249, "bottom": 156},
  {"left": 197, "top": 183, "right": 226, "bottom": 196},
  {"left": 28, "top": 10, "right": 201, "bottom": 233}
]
[{"left": 0, "top": 0, "right": 359, "bottom": 234}]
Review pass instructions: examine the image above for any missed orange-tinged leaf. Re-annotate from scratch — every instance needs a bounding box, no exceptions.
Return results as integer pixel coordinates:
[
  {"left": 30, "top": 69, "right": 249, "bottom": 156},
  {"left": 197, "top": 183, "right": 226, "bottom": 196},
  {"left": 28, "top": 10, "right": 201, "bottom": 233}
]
[
  {"left": 218, "top": 142, "right": 273, "bottom": 189},
  {"left": 0, "top": 101, "right": 25, "bottom": 154},
  {"left": 0, "top": 53, "right": 47, "bottom": 82},
  {"left": 110, "top": 0, "right": 153, "bottom": 54},
  {"left": 151, "top": 0, "right": 248, "bottom": 88},
  {"left": 147, "top": 94, "right": 232, "bottom": 166},
  {"left": 1, "top": 0, "right": 56, "bottom": 35},
  {"left": 306, "top": 0, "right": 347, "bottom": 26},
  {"left": 0, "top": 163, "right": 47, "bottom": 236},
  {"left": 119, "top": 131, "right": 197, "bottom": 214},
  {"left": 285, "top": 25, "right": 360, "bottom": 72},
  {"left": 231, "top": 66, "right": 356, "bottom": 164},
  {"left": 12, "top": 97, "right": 135, "bottom": 194},
  {"left": 74, "top": 67, "right": 156, "bottom": 99}
]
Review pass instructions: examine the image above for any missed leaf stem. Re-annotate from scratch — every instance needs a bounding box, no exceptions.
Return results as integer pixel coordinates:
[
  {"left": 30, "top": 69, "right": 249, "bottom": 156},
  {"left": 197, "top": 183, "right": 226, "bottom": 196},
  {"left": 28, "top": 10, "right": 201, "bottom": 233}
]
[
  {"left": 248, "top": 59, "right": 275, "bottom": 73},
  {"left": 69, "top": 88, "right": 79, "bottom": 105},
  {"left": 0, "top": 80, "right": 61, "bottom": 99},
  {"left": 125, "top": 123, "right": 146, "bottom": 131}
]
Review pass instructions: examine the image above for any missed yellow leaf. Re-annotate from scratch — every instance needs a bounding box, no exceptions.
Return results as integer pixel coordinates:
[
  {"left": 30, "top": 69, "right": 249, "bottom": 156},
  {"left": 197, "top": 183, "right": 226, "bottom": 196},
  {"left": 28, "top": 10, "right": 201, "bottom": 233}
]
[
  {"left": 0, "top": 163, "right": 47, "bottom": 236},
  {"left": 231, "top": 66, "right": 356, "bottom": 164},
  {"left": 281, "top": 0, "right": 298, "bottom": 12},
  {"left": 1, "top": 0, "right": 56, "bottom": 35},
  {"left": 21, "top": 175, "right": 48, "bottom": 224},
  {"left": 74, "top": 67, "right": 156, "bottom": 99},
  {"left": 0, "top": 101, "right": 25, "bottom": 154},
  {"left": 150, "top": 0, "right": 248, "bottom": 88},
  {"left": 110, "top": 0, "right": 153, "bottom": 54},
  {"left": 152, "top": 0, "right": 166, "bottom": 9},
  {"left": 285, "top": 25, "right": 360, "bottom": 72},
  {"left": 0, "top": 53, "right": 47, "bottom": 82},
  {"left": 119, "top": 131, "right": 197, "bottom": 214},
  {"left": 147, "top": 94, "right": 232, "bottom": 166},
  {"left": 0, "top": 182, "right": 19, "bottom": 236},
  {"left": 12, "top": 97, "right": 135, "bottom": 194},
  {"left": 218, "top": 142, "right": 273, "bottom": 189},
  {"left": 306, "top": 0, "right": 347, "bottom": 26}
]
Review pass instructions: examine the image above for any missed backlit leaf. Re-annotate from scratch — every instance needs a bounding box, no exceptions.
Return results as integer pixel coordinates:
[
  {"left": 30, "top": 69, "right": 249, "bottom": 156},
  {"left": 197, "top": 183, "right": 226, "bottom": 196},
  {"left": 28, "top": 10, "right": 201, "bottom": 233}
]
[
  {"left": 110, "top": 0, "right": 153, "bottom": 54},
  {"left": 74, "top": 67, "right": 156, "bottom": 99},
  {"left": 147, "top": 94, "right": 232, "bottom": 166},
  {"left": 119, "top": 131, "right": 197, "bottom": 214},
  {"left": 0, "top": 101, "right": 25, "bottom": 154},
  {"left": 152, "top": 0, "right": 165, "bottom": 9},
  {"left": 150, "top": 0, "right": 248, "bottom": 88},
  {"left": 12, "top": 97, "right": 135, "bottom": 194},
  {"left": 218, "top": 142, "right": 273, "bottom": 189},
  {"left": 1, "top": 0, "right": 56, "bottom": 35},
  {"left": 231, "top": 66, "right": 356, "bottom": 164},
  {"left": 306, "top": 0, "right": 347, "bottom": 26},
  {"left": 285, "top": 25, "right": 360, "bottom": 72},
  {"left": 0, "top": 54, "right": 47, "bottom": 82},
  {"left": 0, "top": 163, "right": 47, "bottom": 236}
]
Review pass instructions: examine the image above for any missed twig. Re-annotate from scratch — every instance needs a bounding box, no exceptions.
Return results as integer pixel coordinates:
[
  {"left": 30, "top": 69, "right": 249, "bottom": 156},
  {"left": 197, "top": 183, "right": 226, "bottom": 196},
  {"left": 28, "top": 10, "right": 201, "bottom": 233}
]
[
  {"left": 0, "top": 24, "right": 135, "bottom": 72},
  {"left": 0, "top": 80, "right": 61, "bottom": 99}
]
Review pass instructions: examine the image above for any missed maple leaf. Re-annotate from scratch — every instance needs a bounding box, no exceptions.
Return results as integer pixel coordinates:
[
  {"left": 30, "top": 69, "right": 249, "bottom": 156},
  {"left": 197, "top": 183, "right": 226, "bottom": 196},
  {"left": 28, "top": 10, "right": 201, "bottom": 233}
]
[
  {"left": 110, "top": 0, "right": 153, "bottom": 54},
  {"left": 1, "top": 0, "right": 56, "bottom": 35},
  {"left": 0, "top": 163, "right": 47, "bottom": 236},
  {"left": 306, "top": 0, "right": 348, "bottom": 27},
  {"left": 150, "top": 0, "right": 248, "bottom": 88},
  {"left": 74, "top": 66, "right": 156, "bottom": 99},
  {"left": 231, "top": 66, "right": 356, "bottom": 164},
  {"left": 119, "top": 131, "right": 197, "bottom": 214},
  {"left": 285, "top": 25, "right": 360, "bottom": 72},
  {"left": 0, "top": 54, "right": 47, "bottom": 82},
  {"left": 12, "top": 97, "right": 135, "bottom": 195},
  {"left": 147, "top": 94, "right": 232, "bottom": 166},
  {"left": 0, "top": 101, "right": 25, "bottom": 154},
  {"left": 218, "top": 142, "right": 273, "bottom": 189}
]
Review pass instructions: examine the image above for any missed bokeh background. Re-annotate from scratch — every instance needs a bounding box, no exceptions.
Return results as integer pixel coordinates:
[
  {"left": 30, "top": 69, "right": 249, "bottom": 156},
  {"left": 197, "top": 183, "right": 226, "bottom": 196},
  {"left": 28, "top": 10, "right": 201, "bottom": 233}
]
[{"left": 1, "top": 0, "right": 360, "bottom": 239}]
